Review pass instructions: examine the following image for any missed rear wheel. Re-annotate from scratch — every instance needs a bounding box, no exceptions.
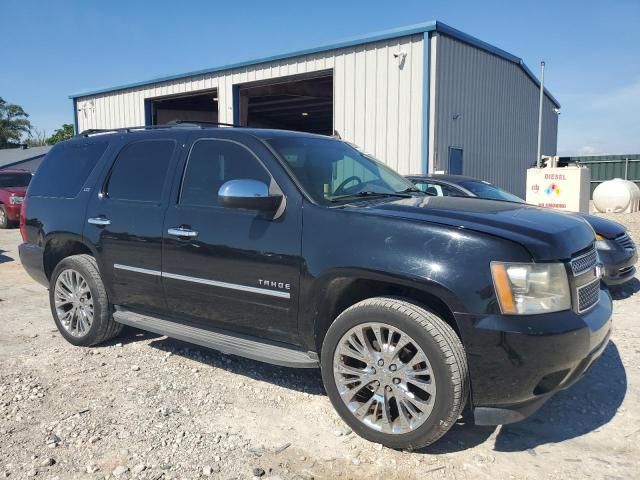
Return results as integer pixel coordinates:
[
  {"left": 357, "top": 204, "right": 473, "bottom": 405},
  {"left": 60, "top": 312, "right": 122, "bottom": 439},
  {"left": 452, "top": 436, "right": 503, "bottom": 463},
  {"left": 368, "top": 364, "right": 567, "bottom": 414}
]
[
  {"left": 0, "top": 206, "right": 8, "bottom": 229},
  {"left": 321, "top": 297, "right": 468, "bottom": 449},
  {"left": 49, "top": 254, "right": 123, "bottom": 346}
]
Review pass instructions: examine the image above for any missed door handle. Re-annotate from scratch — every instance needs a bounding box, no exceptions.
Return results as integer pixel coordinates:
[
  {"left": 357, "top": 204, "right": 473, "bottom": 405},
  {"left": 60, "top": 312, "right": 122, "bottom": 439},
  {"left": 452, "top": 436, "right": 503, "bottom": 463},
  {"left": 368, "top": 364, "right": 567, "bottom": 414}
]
[
  {"left": 168, "top": 227, "right": 198, "bottom": 238},
  {"left": 88, "top": 217, "right": 111, "bottom": 226}
]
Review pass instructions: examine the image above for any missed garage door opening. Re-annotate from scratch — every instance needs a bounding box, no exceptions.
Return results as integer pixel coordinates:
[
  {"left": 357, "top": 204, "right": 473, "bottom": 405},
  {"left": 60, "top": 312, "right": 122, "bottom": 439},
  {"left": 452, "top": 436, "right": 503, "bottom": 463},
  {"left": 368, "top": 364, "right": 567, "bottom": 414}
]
[
  {"left": 237, "top": 73, "right": 333, "bottom": 135},
  {"left": 149, "top": 90, "right": 219, "bottom": 125}
]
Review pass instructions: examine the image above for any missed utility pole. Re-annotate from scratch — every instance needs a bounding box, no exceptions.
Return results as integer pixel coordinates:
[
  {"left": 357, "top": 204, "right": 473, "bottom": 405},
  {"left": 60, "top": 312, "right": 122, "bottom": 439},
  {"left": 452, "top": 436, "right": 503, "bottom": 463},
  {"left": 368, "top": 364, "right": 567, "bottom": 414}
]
[{"left": 536, "top": 61, "right": 545, "bottom": 168}]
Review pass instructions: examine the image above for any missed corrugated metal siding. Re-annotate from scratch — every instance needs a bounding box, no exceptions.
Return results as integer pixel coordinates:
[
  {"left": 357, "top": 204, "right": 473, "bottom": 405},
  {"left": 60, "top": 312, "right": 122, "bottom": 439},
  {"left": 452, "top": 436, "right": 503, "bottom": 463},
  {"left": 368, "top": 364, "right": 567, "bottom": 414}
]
[
  {"left": 432, "top": 34, "right": 558, "bottom": 197},
  {"left": 561, "top": 154, "right": 640, "bottom": 196},
  {"left": 76, "top": 35, "right": 425, "bottom": 174}
]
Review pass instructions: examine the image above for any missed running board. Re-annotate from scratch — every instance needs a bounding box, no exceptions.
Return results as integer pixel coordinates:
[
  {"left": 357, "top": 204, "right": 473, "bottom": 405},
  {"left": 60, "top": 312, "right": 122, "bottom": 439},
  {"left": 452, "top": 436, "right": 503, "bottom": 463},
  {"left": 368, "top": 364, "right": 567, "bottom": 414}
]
[{"left": 113, "top": 308, "right": 319, "bottom": 368}]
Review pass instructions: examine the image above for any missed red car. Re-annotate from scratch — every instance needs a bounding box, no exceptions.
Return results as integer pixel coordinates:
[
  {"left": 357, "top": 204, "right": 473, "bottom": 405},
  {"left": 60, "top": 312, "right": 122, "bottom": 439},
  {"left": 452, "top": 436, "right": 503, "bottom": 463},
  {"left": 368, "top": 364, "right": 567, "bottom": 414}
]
[{"left": 0, "top": 169, "right": 32, "bottom": 229}]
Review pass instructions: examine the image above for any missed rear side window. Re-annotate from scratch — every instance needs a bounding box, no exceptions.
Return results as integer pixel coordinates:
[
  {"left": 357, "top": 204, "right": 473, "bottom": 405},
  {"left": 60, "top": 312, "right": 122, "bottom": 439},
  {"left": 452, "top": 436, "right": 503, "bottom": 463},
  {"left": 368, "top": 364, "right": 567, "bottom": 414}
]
[
  {"left": 106, "top": 140, "right": 176, "bottom": 203},
  {"left": 28, "top": 141, "right": 108, "bottom": 198},
  {"left": 180, "top": 139, "right": 270, "bottom": 207}
]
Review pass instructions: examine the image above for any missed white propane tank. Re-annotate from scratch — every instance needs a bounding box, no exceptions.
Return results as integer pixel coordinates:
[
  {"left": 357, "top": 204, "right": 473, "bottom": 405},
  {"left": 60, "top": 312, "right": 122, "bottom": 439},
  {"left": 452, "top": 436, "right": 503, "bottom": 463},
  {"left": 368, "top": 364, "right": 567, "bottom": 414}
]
[{"left": 592, "top": 178, "right": 640, "bottom": 213}]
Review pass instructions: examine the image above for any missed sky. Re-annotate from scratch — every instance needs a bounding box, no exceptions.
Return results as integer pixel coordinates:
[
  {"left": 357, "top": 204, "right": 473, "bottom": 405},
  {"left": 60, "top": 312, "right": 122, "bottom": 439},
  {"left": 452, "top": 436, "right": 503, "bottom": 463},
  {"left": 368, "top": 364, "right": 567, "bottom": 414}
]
[{"left": 2, "top": 0, "right": 639, "bottom": 156}]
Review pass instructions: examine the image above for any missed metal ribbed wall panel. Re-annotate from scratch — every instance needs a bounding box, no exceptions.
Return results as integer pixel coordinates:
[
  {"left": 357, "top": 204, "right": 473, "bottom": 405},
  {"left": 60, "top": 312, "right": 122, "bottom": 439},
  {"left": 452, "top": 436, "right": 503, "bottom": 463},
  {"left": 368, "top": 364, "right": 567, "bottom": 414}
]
[
  {"left": 562, "top": 154, "right": 640, "bottom": 196},
  {"left": 432, "top": 34, "right": 558, "bottom": 197},
  {"left": 75, "top": 35, "right": 425, "bottom": 174}
]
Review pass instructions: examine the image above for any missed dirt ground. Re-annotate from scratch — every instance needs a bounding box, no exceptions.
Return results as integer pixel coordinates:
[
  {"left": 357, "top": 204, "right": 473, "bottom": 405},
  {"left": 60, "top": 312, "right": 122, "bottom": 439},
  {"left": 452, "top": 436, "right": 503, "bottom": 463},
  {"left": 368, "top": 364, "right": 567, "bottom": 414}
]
[{"left": 1, "top": 213, "right": 639, "bottom": 480}]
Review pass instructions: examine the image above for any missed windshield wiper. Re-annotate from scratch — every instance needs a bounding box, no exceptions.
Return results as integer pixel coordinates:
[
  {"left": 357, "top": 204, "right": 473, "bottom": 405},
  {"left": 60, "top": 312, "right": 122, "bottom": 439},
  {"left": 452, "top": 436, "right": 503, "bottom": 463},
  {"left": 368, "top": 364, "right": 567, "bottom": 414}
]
[{"left": 330, "top": 191, "right": 411, "bottom": 203}]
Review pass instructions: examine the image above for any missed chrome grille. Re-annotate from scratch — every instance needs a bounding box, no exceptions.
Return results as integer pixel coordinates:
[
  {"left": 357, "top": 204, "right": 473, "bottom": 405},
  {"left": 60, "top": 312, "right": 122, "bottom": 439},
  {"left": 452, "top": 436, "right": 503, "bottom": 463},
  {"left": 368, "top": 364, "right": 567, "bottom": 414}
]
[
  {"left": 577, "top": 278, "right": 600, "bottom": 313},
  {"left": 570, "top": 248, "right": 598, "bottom": 276},
  {"left": 615, "top": 233, "right": 636, "bottom": 252}
]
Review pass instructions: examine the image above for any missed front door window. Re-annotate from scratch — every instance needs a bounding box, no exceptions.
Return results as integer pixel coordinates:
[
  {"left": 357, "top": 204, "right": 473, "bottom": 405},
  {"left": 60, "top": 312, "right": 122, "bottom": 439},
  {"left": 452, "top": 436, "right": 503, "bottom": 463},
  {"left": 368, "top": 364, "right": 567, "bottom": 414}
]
[{"left": 180, "top": 139, "right": 270, "bottom": 207}]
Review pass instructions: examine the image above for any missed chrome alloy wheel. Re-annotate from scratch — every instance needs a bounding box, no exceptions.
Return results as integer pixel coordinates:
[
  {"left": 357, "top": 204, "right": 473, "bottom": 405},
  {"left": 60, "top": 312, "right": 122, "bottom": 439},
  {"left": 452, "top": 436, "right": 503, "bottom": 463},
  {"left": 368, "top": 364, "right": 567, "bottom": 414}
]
[
  {"left": 54, "top": 269, "right": 94, "bottom": 337},
  {"left": 333, "top": 322, "right": 437, "bottom": 434}
]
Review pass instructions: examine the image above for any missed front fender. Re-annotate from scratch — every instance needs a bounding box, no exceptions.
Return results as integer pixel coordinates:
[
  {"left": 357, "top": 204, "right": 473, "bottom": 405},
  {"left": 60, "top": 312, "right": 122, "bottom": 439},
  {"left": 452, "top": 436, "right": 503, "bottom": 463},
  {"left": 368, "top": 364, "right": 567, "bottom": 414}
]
[
  {"left": 316, "top": 267, "right": 465, "bottom": 312},
  {"left": 302, "top": 267, "right": 465, "bottom": 351},
  {"left": 299, "top": 202, "right": 534, "bottom": 351}
]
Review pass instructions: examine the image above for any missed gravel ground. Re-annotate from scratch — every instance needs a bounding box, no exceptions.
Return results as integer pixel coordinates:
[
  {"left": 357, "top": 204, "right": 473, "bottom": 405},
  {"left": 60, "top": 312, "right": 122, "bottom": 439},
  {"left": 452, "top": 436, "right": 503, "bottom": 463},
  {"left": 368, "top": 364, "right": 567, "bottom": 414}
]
[{"left": 1, "top": 213, "right": 639, "bottom": 480}]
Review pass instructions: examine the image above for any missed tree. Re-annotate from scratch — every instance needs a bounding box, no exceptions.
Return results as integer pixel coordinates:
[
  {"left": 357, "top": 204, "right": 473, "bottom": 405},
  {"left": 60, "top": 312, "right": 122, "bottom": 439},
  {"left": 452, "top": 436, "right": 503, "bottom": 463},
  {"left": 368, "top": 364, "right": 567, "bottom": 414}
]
[
  {"left": 0, "top": 97, "right": 32, "bottom": 148},
  {"left": 47, "top": 124, "right": 74, "bottom": 145},
  {"left": 26, "top": 127, "right": 48, "bottom": 147}
]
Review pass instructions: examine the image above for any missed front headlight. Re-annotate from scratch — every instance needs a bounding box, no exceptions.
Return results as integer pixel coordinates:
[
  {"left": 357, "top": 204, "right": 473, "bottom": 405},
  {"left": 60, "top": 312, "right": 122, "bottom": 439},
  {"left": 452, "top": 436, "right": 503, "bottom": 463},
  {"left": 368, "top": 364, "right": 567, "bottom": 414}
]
[
  {"left": 9, "top": 195, "right": 24, "bottom": 205},
  {"left": 594, "top": 233, "right": 613, "bottom": 251},
  {"left": 491, "top": 262, "right": 571, "bottom": 315}
]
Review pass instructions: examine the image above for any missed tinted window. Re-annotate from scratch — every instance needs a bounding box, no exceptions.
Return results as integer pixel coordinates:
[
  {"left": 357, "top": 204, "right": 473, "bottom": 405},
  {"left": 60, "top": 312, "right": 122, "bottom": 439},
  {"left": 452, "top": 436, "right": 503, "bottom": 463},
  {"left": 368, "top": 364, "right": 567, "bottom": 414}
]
[
  {"left": 413, "top": 181, "right": 463, "bottom": 197},
  {"left": 266, "top": 136, "right": 415, "bottom": 205},
  {"left": 414, "top": 181, "right": 443, "bottom": 196},
  {"left": 180, "top": 139, "right": 270, "bottom": 207},
  {"left": 458, "top": 180, "right": 525, "bottom": 203},
  {"left": 28, "top": 141, "right": 108, "bottom": 198},
  {"left": 441, "top": 184, "right": 465, "bottom": 197},
  {"left": 0, "top": 173, "right": 31, "bottom": 188},
  {"left": 106, "top": 140, "right": 175, "bottom": 202}
]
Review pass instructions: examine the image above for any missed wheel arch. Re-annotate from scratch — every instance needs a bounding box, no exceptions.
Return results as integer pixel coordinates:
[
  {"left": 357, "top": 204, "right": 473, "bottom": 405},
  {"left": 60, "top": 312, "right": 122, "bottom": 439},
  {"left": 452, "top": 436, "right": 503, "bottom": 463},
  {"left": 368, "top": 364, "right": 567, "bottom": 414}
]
[
  {"left": 311, "top": 269, "right": 464, "bottom": 354},
  {"left": 43, "top": 233, "right": 99, "bottom": 281}
]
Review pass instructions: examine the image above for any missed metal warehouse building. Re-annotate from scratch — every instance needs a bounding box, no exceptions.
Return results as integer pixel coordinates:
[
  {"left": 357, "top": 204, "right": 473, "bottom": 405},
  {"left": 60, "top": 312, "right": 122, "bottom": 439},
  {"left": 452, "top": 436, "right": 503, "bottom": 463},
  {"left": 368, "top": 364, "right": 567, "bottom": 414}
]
[{"left": 70, "top": 21, "right": 560, "bottom": 197}]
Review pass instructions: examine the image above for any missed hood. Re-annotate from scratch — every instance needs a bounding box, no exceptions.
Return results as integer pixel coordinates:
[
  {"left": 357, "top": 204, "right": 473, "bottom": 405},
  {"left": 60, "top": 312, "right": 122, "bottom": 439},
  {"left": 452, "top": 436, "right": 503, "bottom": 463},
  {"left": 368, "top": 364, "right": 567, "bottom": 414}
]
[
  {"left": 3, "top": 187, "right": 27, "bottom": 196},
  {"left": 350, "top": 196, "right": 596, "bottom": 261},
  {"left": 570, "top": 212, "right": 626, "bottom": 239}
]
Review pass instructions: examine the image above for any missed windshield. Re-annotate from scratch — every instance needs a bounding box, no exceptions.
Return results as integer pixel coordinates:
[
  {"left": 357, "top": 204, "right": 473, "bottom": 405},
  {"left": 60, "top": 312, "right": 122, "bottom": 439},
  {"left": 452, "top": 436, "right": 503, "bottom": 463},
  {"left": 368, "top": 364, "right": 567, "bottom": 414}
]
[
  {"left": 0, "top": 173, "right": 32, "bottom": 188},
  {"left": 458, "top": 180, "right": 525, "bottom": 203},
  {"left": 266, "top": 136, "right": 419, "bottom": 205}
]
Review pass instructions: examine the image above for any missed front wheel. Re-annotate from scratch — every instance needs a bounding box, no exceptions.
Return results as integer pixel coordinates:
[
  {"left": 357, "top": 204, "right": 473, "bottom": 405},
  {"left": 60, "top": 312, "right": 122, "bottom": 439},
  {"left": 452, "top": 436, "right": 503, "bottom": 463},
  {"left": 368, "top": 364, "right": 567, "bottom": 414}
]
[{"left": 321, "top": 297, "right": 468, "bottom": 449}]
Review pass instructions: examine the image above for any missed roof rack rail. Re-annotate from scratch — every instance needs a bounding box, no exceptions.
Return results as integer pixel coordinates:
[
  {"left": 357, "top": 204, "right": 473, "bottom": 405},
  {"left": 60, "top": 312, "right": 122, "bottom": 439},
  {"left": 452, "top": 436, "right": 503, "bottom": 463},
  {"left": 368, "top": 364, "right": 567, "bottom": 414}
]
[
  {"left": 77, "top": 120, "right": 244, "bottom": 137},
  {"left": 168, "top": 119, "right": 243, "bottom": 128},
  {"left": 77, "top": 128, "right": 126, "bottom": 136}
]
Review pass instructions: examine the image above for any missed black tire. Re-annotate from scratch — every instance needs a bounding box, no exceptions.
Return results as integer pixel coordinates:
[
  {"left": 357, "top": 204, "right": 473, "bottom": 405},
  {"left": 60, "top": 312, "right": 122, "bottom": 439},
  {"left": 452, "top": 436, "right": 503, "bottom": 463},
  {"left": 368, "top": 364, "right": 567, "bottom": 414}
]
[
  {"left": 49, "top": 254, "right": 123, "bottom": 346},
  {"left": 0, "top": 205, "right": 8, "bottom": 229},
  {"left": 321, "top": 297, "right": 468, "bottom": 449}
]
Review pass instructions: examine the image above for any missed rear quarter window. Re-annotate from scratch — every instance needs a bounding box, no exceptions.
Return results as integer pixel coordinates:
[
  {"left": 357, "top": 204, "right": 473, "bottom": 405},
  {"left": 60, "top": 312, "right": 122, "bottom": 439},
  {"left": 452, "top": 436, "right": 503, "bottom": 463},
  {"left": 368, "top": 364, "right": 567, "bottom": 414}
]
[{"left": 28, "top": 141, "right": 108, "bottom": 198}]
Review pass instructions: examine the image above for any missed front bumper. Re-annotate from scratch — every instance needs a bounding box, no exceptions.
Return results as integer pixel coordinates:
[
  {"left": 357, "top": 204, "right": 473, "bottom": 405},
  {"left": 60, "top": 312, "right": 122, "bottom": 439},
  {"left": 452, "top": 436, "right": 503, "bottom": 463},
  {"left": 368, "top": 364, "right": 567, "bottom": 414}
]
[
  {"left": 456, "top": 288, "right": 612, "bottom": 425},
  {"left": 18, "top": 243, "right": 49, "bottom": 288},
  {"left": 599, "top": 248, "right": 637, "bottom": 286}
]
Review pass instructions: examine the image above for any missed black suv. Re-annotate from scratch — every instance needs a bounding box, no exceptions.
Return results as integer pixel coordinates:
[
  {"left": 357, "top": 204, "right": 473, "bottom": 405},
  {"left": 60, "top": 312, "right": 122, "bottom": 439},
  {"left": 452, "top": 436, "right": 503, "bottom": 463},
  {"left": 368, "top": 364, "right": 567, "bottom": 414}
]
[{"left": 19, "top": 126, "right": 612, "bottom": 449}]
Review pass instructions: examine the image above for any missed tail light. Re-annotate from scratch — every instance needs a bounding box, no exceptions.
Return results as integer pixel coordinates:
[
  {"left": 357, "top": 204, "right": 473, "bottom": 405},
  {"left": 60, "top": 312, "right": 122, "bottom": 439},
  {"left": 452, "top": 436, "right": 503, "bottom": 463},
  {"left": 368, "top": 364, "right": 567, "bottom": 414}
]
[{"left": 19, "top": 195, "right": 27, "bottom": 242}]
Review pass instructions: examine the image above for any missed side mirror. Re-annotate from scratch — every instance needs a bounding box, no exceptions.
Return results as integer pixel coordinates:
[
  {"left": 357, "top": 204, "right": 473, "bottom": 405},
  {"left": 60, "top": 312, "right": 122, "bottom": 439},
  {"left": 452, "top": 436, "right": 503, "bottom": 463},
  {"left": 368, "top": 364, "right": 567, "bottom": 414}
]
[{"left": 218, "top": 179, "right": 282, "bottom": 212}]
